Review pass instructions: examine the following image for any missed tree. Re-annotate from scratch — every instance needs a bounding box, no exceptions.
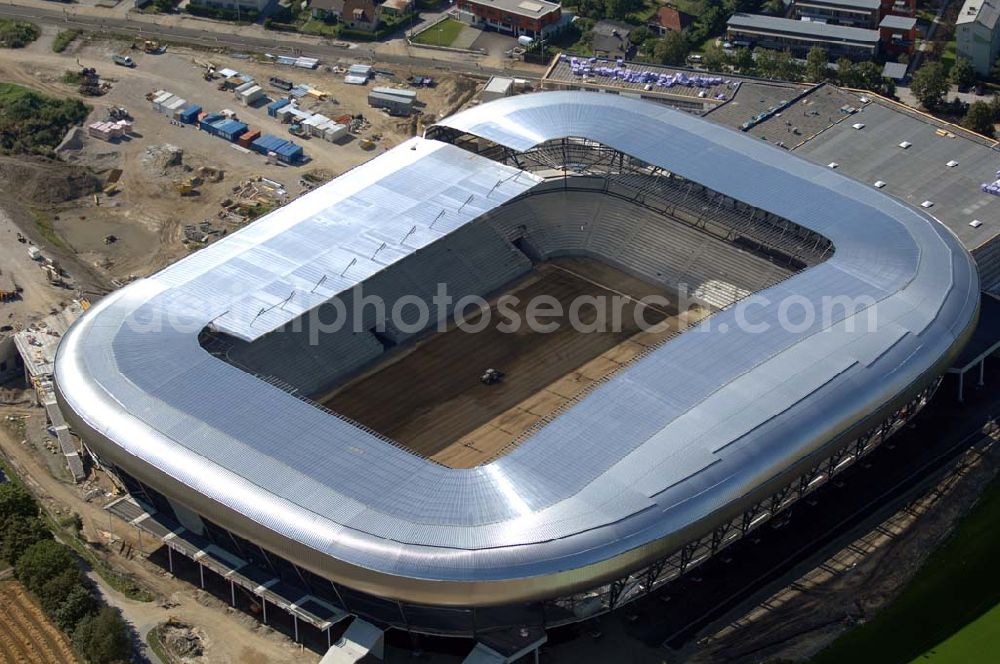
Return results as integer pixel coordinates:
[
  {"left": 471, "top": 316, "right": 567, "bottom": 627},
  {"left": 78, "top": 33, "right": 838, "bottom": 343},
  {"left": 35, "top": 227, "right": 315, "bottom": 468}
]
[
  {"left": 963, "top": 101, "right": 996, "bottom": 137},
  {"left": 0, "top": 483, "right": 38, "bottom": 524},
  {"left": 991, "top": 94, "right": 1000, "bottom": 121},
  {"left": 0, "top": 516, "right": 51, "bottom": 564},
  {"left": 910, "top": 61, "right": 949, "bottom": 109},
  {"left": 73, "top": 607, "right": 131, "bottom": 664},
  {"left": 730, "top": 47, "right": 755, "bottom": 74},
  {"left": 15, "top": 539, "right": 76, "bottom": 595},
  {"left": 38, "top": 567, "right": 85, "bottom": 615},
  {"left": 628, "top": 25, "right": 650, "bottom": 46},
  {"left": 703, "top": 44, "right": 728, "bottom": 73},
  {"left": 653, "top": 31, "right": 690, "bottom": 66},
  {"left": 992, "top": 55, "right": 1000, "bottom": 81},
  {"left": 950, "top": 57, "right": 977, "bottom": 89},
  {"left": 54, "top": 585, "right": 98, "bottom": 632},
  {"left": 762, "top": 0, "right": 785, "bottom": 13},
  {"left": 806, "top": 46, "right": 830, "bottom": 83}
]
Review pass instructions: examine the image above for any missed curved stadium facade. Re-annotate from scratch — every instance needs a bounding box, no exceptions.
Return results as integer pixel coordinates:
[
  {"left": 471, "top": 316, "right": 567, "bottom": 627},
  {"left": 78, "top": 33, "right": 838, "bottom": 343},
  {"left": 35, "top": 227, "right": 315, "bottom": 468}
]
[{"left": 54, "top": 92, "right": 979, "bottom": 638}]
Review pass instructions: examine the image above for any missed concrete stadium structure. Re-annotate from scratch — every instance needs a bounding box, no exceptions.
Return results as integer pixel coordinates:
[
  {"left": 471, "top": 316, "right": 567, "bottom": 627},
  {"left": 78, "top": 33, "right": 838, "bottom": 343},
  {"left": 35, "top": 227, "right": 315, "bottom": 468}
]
[{"left": 54, "top": 93, "right": 979, "bottom": 650}]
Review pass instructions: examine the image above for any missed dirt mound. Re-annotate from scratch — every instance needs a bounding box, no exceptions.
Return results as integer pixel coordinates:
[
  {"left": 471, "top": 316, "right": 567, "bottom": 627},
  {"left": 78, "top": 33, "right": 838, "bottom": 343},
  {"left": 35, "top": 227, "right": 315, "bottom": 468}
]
[
  {"left": 141, "top": 143, "right": 186, "bottom": 174},
  {"left": 0, "top": 156, "right": 98, "bottom": 205},
  {"left": 159, "top": 620, "right": 204, "bottom": 661}
]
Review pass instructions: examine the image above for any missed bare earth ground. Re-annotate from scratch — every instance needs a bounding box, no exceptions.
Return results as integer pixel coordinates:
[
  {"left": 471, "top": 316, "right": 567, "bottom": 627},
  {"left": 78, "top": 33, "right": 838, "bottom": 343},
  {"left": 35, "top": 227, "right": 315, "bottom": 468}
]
[
  {"left": 0, "top": 579, "right": 79, "bottom": 664},
  {"left": 0, "top": 25, "right": 479, "bottom": 285},
  {"left": 322, "top": 257, "right": 707, "bottom": 467},
  {"left": 0, "top": 412, "right": 319, "bottom": 664}
]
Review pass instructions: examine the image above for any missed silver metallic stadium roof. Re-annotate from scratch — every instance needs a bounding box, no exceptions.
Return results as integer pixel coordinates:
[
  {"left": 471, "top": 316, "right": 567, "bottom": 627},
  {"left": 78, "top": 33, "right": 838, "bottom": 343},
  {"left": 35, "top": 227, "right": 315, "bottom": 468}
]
[{"left": 54, "top": 92, "right": 979, "bottom": 606}]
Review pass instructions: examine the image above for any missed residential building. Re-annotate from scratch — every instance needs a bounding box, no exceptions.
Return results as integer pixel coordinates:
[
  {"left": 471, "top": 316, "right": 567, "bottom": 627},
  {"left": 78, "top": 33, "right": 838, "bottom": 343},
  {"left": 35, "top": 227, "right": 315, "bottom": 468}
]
[
  {"left": 311, "top": 0, "right": 379, "bottom": 30},
  {"left": 792, "top": 0, "right": 881, "bottom": 28},
  {"left": 591, "top": 20, "right": 634, "bottom": 59},
  {"left": 956, "top": 0, "right": 1000, "bottom": 75},
  {"left": 310, "top": 0, "right": 344, "bottom": 19},
  {"left": 878, "top": 13, "right": 917, "bottom": 55},
  {"left": 382, "top": 0, "right": 413, "bottom": 16},
  {"left": 456, "top": 0, "right": 562, "bottom": 37},
  {"left": 190, "top": 0, "right": 272, "bottom": 12},
  {"left": 726, "top": 13, "right": 880, "bottom": 60},
  {"left": 648, "top": 6, "right": 692, "bottom": 36}
]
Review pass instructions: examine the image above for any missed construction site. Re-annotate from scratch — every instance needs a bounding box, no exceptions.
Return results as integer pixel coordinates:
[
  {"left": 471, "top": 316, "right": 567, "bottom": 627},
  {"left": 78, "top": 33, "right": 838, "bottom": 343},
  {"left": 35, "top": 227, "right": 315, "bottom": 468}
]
[{"left": 0, "top": 16, "right": 998, "bottom": 664}]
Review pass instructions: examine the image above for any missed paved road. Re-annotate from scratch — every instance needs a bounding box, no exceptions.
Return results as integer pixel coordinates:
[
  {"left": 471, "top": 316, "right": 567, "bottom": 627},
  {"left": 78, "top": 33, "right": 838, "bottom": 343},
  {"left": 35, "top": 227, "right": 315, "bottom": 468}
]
[{"left": 0, "top": 4, "right": 538, "bottom": 79}]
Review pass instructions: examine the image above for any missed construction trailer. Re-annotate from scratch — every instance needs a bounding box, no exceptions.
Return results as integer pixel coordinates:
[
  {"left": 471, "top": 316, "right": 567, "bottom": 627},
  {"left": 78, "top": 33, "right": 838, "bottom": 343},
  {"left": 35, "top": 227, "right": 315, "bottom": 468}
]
[
  {"left": 368, "top": 87, "right": 415, "bottom": 116},
  {"left": 481, "top": 76, "right": 515, "bottom": 103},
  {"left": 202, "top": 118, "right": 248, "bottom": 142},
  {"left": 178, "top": 105, "right": 202, "bottom": 124},
  {"left": 267, "top": 98, "right": 291, "bottom": 117},
  {"left": 237, "top": 84, "right": 266, "bottom": 106}
]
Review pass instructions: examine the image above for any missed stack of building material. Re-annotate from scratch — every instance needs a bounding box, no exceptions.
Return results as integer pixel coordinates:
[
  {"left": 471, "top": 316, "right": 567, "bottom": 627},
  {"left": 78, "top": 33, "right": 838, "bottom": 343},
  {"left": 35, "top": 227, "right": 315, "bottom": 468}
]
[
  {"left": 345, "top": 63, "right": 373, "bottom": 85},
  {"left": 87, "top": 119, "right": 132, "bottom": 142}
]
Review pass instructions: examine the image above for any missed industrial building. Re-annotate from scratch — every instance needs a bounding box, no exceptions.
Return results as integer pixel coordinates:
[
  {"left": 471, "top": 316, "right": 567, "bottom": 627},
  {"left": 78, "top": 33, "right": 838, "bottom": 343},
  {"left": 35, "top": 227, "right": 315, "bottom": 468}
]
[{"left": 54, "top": 92, "right": 980, "bottom": 660}]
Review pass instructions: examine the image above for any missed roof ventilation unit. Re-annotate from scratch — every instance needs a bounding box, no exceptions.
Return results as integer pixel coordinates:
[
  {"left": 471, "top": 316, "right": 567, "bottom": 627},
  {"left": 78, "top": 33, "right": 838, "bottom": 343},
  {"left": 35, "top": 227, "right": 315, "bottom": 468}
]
[
  {"left": 874, "top": 180, "right": 886, "bottom": 188},
  {"left": 946, "top": 160, "right": 959, "bottom": 167},
  {"left": 970, "top": 220, "right": 983, "bottom": 228},
  {"left": 828, "top": 162, "right": 839, "bottom": 169},
  {"left": 899, "top": 141, "right": 912, "bottom": 149},
  {"left": 921, "top": 200, "right": 934, "bottom": 208},
  {"left": 852, "top": 123, "right": 865, "bottom": 130}
]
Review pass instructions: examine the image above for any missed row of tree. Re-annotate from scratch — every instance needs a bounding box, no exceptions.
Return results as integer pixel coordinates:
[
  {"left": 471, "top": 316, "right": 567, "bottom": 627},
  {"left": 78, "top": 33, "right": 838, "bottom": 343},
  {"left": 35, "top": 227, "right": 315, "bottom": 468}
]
[{"left": 1, "top": 482, "right": 132, "bottom": 663}]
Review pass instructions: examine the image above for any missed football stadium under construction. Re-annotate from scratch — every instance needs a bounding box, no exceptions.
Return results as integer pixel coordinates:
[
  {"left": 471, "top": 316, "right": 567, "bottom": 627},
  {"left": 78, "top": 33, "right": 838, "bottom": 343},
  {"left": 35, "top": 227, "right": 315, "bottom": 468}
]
[{"left": 53, "top": 92, "right": 980, "bottom": 657}]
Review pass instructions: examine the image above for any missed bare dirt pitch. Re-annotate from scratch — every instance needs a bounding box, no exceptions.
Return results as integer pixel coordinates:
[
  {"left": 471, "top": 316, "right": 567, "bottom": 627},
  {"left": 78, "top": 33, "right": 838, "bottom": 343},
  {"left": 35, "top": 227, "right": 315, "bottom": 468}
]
[
  {"left": 321, "top": 258, "right": 710, "bottom": 468},
  {"left": 0, "top": 579, "right": 79, "bottom": 664}
]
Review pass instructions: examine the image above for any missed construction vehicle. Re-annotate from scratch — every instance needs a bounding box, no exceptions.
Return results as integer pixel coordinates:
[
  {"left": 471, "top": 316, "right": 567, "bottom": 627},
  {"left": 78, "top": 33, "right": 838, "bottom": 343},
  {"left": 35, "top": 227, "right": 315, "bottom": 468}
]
[
  {"left": 288, "top": 124, "right": 305, "bottom": 137},
  {"left": 78, "top": 68, "right": 105, "bottom": 96},
  {"left": 359, "top": 138, "right": 375, "bottom": 151},
  {"left": 141, "top": 40, "right": 165, "bottom": 54},
  {"left": 108, "top": 106, "right": 131, "bottom": 121},
  {"left": 480, "top": 368, "right": 505, "bottom": 386}
]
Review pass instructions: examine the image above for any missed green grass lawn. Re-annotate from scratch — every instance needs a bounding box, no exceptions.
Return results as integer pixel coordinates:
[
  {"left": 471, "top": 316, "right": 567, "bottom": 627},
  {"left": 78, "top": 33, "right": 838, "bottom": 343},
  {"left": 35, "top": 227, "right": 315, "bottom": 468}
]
[
  {"left": 299, "top": 19, "right": 340, "bottom": 38},
  {"left": 811, "top": 473, "right": 1000, "bottom": 664},
  {"left": 914, "top": 602, "right": 1000, "bottom": 663},
  {"left": 411, "top": 18, "right": 464, "bottom": 47},
  {"left": 940, "top": 39, "right": 957, "bottom": 73}
]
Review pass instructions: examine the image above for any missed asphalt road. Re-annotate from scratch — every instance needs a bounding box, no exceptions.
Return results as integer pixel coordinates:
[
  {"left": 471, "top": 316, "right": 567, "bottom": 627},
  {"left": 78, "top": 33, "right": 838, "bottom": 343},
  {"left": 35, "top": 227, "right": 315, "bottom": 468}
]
[{"left": 0, "top": 4, "right": 539, "bottom": 79}]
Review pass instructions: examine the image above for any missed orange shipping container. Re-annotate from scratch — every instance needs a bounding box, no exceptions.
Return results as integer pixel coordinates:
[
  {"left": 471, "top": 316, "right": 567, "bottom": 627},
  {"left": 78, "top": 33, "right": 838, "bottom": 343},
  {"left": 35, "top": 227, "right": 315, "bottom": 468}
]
[
  {"left": 238, "top": 128, "right": 261, "bottom": 148},
  {"left": 335, "top": 114, "right": 352, "bottom": 125}
]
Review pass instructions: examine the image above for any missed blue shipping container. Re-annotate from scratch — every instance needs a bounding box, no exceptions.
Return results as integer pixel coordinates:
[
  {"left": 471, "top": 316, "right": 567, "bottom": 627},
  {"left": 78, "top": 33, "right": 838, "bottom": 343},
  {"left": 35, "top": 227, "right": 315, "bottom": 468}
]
[
  {"left": 213, "top": 119, "right": 248, "bottom": 142},
  {"left": 267, "top": 98, "right": 290, "bottom": 117},
  {"left": 251, "top": 135, "right": 289, "bottom": 155},
  {"left": 199, "top": 113, "right": 223, "bottom": 131},
  {"left": 178, "top": 105, "right": 202, "bottom": 124},
  {"left": 276, "top": 142, "right": 303, "bottom": 164}
]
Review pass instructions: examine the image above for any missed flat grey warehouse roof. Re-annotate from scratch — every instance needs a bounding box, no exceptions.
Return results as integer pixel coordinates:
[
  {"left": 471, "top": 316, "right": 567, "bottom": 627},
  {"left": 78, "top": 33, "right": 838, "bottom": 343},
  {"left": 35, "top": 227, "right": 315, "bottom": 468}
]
[{"left": 54, "top": 92, "right": 979, "bottom": 607}]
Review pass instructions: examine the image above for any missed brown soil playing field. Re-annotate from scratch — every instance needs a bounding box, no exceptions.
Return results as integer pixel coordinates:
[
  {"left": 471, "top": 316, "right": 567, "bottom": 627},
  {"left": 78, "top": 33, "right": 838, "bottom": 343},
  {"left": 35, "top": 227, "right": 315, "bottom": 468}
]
[
  {"left": 321, "top": 258, "right": 710, "bottom": 468},
  {"left": 0, "top": 580, "right": 78, "bottom": 664}
]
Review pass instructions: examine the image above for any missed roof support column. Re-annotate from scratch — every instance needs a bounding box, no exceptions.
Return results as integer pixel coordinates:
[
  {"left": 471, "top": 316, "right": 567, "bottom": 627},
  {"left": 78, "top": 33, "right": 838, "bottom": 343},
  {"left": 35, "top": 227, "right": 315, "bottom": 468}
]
[
  {"left": 230, "top": 579, "right": 236, "bottom": 607},
  {"left": 979, "top": 359, "right": 985, "bottom": 386},
  {"left": 167, "top": 545, "right": 173, "bottom": 574},
  {"left": 294, "top": 614, "right": 299, "bottom": 643},
  {"left": 958, "top": 371, "right": 965, "bottom": 403},
  {"left": 199, "top": 562, "right": 205, "bottom": 589}
]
